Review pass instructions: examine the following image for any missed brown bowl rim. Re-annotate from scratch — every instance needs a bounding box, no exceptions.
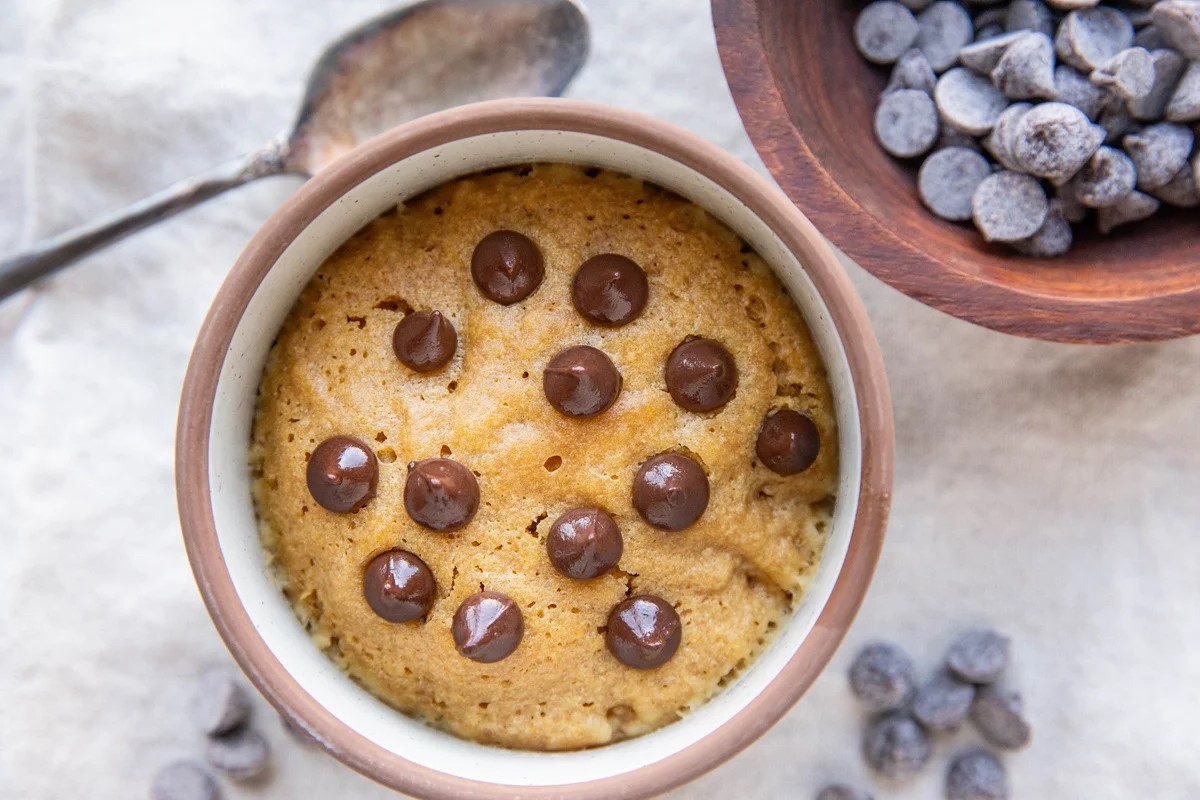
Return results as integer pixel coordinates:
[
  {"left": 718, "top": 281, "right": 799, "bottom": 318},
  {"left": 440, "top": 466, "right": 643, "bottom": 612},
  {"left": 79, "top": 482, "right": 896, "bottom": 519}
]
[
  {"left": 175, "top": 98, "right": 894, "bottom": 799},
  {"left": 712, "top": 0, "right": 1200, "bottom": 345}
]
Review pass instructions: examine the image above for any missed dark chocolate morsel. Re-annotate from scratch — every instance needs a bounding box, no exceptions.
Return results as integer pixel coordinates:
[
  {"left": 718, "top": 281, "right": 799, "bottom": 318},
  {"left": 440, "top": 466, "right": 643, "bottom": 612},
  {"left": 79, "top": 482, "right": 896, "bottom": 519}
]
[
  {"left": 306, "top": 436, "right": 378, "bottom": 513},
  {"left": 605, "top": 595, "right": 682, "bottom": 669},
  {"left": 632, "top": 452, "right": 709, "bottom": 530},
  {"left": 471, "top": 230, "right": 544, "bottom": 305},
  {"left": 571, "top": 253, "right": 649, "bottom": 326},
  {"left": 664, "top": 337, "right": 738, "bottom": 412},
  {"left": 543, "top": 345, "right": 622, "bottom": 418},
  {"left": 404, "top": 458, "right": 480, "bottom": 532},
  {"left": 756, "top": 409, "right": 821, "bottom": 475},
  {"left": 546, "top": 507, "right": 623, "bottom": 580},
  {"left": 363, "top": 550, "right": 436, "bottom": 623},
  {"left": 452, "top": 591, "right": 524, "bottom": 663},
  {"left": 392, "top": 310, "right": 457, "bottom": 372}
]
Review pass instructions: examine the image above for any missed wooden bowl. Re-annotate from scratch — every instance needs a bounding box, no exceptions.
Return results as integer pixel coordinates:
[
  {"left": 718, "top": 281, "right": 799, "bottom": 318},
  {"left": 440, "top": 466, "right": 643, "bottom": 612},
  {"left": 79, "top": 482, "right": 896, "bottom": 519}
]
[{"left": 713, "top": 0, "right": 1200, "bottom": 344}]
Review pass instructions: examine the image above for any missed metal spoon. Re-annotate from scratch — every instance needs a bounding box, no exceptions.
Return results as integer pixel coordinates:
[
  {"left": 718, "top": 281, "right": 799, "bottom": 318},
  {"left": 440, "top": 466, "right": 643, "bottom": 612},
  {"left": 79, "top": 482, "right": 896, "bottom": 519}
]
[{"left": 0, "top": 0, "right": 589, "bottom": 300}]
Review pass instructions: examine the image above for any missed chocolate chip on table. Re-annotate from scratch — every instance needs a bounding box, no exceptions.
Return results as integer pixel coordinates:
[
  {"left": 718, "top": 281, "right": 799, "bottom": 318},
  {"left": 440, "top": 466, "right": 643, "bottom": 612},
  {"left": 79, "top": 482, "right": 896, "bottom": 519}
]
[
  {"left": 543, "top": 345, "right": 623, "bottom": 418},
  {"left": 756, "top": 408, "right": 821, "bottom": 476},
  {"left": 572, "top": 253, "right": 649, "bottom": 326},
  {"left": 946, "top": 629, "right": 1010, "bottom": 683},
  {"left": 471, "top": 229, "right": 544, "bottom": 305},
  {"left": 391, "top": 310, "right": 456, "bottom": 372},
  {"left": 854, "top": 1, "right": 921, "bottom": 65},
  {"left": 912, "top": 670, "right": 976, "bottom": 732},
  {"left": 1164, "top": 60, "right": 1200, "bottom": 123},
  {"left": 404, "top": 458, "right": 480, "bottom": 532},
  {"left": 546, "top": 507, "right": 623, "bottom": 580},
  {"left": 935, "top": 68, "right": 1008, "bottom": 136},
  {"left": 664, "top": 336, "right": 738, "bottom": 413},
  {"left": 916, "top": 1, "right": 975, "bottom": 72},
  {"left": 151, "top": 761, "right": 220, "bottom": 800},
  {"left": 363, "top": 549, "right": 436, "bottom": 622},
  {"left": 1069, "top": 146, "right": 1137, "bottom": 208},
  {"left": 875, "top": 88, "right": 940, "bottom": 158},
  {"left": 919, "top": 146, "right": 993, "bottom": 221},
  {"left": 632, "top": 452, "right": 710, "bottom": 531},
  {"left": 991, "top": 32, "right": 1057, "bottom": 100},
  {"left": 1151, "top": 0, "right": 1200, "bottom": 59},
  {"left": 848, "top": 641, "right": 916, "bottom": 713},
  {"left": 972, "top": 171, "right": 1049, "bottom": 243},
  {"left": 862, "top": 712, "right": 932, "bottom": 780},
  {"left": 969, "top": 686, "right": 1032, "bottom": 749},
  {"left": 886, "top": 48, "right": 938, "bottom": 95},
  {"left": 205, "top": 727, "right": 271, "bottom": 782},
  {"left": 190, "top": 667, "right": 252, "bottom": 737},
  {"left": 452, "top": 591, "right": 524, "bottom": 663},
  {"left": 1097, "top": 190, "right": 1161, "bottom": 234},
  {"left": 946, "top": 748, "right": 1009, "bottom": 800},
  {"left": 1010, "top": 102, "right": 1105, "bottom": 182},
  {"left": 605, "top": 595, "right": 682, "bottom": 669},
  {"left": 1011, "top": 199, "right": 1073, "bottom": 257},
  {"left": 816, "top": 785, "right": 874, "bottom": 800},
  {"left": 1052, "top": 64, "right": 1106, "bottom": 120},
  {"left": 306, "top": 436, "right": 378, "bottom": 514},
  {"left": 1125, "top": 122, "right": 1196, "bottom": 190},
  {"left": 1054, "top": 7, "right": 1134, "bottom": 71}
]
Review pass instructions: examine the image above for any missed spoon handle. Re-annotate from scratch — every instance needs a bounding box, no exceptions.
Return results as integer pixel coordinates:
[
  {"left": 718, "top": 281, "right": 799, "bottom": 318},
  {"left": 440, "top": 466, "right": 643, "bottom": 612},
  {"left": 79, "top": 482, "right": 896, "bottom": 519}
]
[{"left": 0, "top": 142, "right": 288, "bottom": 301}]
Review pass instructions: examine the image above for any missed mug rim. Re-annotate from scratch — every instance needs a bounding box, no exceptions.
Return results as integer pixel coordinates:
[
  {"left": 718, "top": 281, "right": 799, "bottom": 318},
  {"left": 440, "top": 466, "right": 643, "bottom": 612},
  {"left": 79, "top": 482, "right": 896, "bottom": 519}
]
[{"left": 175, "top": 98, "right": 894, "bottom": 799}]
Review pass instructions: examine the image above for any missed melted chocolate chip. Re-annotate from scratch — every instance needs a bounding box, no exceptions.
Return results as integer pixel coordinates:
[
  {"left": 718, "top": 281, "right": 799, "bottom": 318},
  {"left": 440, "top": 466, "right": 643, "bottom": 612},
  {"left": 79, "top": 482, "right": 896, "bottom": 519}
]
[
  {"left": 404, "top": 458, "right": 480, "bottom": 532},
  {"left": 664, "top": 337, "right": 738, "bottom": 412},
  {"left": 363, "top": 550, "right": 435, "bottom": 623},
  {"left": 543, "top": 346, "right": 622, "bottom": 418},
  {"left": 571, "top": 254, "right": 649, "bottom": 326},
  {"left": 546, "top": 507, "right": 623, "bottom": 580},
  {"left": 632, "top": 452, "right": 710, "bottom": 531},
  {"left": 305, "top": 436, "right": 378, "bottom": 513},
  {"left": 605, "top": 595, "right": 682, "bottom": 669},
  {"left": 756, "top": 409, "right": 821, "bottom": 475},
  {"left": 471, "top": 230, "right": 544, "bottom": 305},
  {"left": 392, "top": 310, "right": 457, "bottom": 372},
  {"left": 452, "top": 591, "right": 524, "bottom": 663}
]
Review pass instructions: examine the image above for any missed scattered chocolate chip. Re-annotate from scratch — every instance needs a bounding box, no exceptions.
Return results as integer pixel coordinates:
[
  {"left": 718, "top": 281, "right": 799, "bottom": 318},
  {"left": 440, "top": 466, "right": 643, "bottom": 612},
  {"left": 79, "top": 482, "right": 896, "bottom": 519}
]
[
  {"left": 972, "top": 171, "right": 1049, "bottom": 242},
  {"left": 1097, "top": 189, "right": 1161, "bottom": 233},
  {"left": 919, "top": 146, "right": 993, "bottom": 220},
  {"left": 817, "top": 785, "right": 874, "bottom": 800},
  {"left": 1055, "top": 7, "right": 1134, "bottom": 71},
  {"left": 605, "top": 595, "right": 682, "bottom": 669},
  {"left": 875, "top": 88, "right": 940, "bottom": 157},
  {"left": 970, "top": 686, "right": 1032, "bottom": 749},
  {"left": 849, "top": 641, "right": 917, "bottom": 713},
  {"left": 862, "top": 713, "right": 932, "bottom": 779},
  {"left": 572, "top": 254, "right": 649, "bottom": 326},
  {"left": 543, "top": 345, "right": 623, "bottom": 418},
  {"left": 305, "top": 436, "right": 378, "bottom": 514},
  {"left": 946, "top": 629, "right": 1010, "bottom": 683},
  {"left": 935, "top": 68, "right": 1008, "bottom": 136},
  {"left": 1124, "top": 122, "right": 1195, "bottom": 190},
  {"left": 946, "top": 748, "right": 1009, "bottom": 800},
  {"left": 547, "top": 507, "right": 624, "bottom": 580},
  {"left": 855, "top": 1, "right": 921, "bottom": 65},
  {"left": 452, "top": 591, "right": 524, "bottom": 663},
  {"left": 404, "top": 458, "right": 480, "bottom": 532},
  {"left": 632, "top": 452, "right": 710, "bottom": 531},
  {"left": 756, "top": 408, "right": 821, "bottom": 476},
  {"left": 205, "top": 727, "right": 270, "bottom": 782},
  {"left": 916, "top": 1, "right": 975, "bottom": 71},
  {"left": 391, "top": 310, "right": 456, "bottom": 372},
  {"left": 471, "top": 230, "right": 544, "bottom": 305},
  {"left": 363, "top": 549, "right": 436, "bottom": 622},
  {"left": 1151, "top": 0, "right": 1200, "bottom": 59},
  {"left": 151, "top": 761, "right": 219, "bottom": 800},
  {"left": 912, "top": 670, "right": 976, "bottom": 732},
  {"left": 665, "top": 337, "right": 738, "bottom": 412},
  {"left": 190, "top": 667, "right": 251, "bottom": 737}
]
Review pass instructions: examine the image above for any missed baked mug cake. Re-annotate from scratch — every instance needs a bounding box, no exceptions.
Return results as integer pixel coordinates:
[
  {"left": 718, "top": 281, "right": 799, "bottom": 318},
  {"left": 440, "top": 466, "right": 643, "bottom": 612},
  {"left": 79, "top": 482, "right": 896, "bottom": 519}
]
[{"left": 249, "top": 163, "right": 838, "bottom": 751}]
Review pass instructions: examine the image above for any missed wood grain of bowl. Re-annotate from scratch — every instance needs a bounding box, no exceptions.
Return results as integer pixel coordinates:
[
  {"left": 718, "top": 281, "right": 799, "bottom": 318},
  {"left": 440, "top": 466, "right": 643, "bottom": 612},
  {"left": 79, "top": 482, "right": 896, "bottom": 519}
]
[{"left": 713, "top": 0, "right": 1200, "bottom": 344}]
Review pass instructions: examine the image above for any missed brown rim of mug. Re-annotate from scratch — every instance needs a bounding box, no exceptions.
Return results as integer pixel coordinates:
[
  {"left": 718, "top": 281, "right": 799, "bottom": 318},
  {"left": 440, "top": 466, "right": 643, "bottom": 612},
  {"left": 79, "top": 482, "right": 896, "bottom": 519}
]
[{"left": 175, "top": 98, "right": 894, "bottom": 800}]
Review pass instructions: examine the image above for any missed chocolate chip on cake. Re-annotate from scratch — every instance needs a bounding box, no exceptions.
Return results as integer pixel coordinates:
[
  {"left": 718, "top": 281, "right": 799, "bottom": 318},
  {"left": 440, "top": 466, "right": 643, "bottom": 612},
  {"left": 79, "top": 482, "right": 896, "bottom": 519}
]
[
  {"left": 572, "top": 253, "right": 649, "bottom": 326},
  {"left": 970, "top": 686, "right": 1032, "bottom": 749},
  {"left": 862, "top": 713, "right": 932, "bottom": 779},
  {"left": 392, "top": 310, "right": 457, "bottom": 372},
  {"left": 306, "top": 436, "right": 378, "bottom": 513},
  {"left": 632, "top": 452, "right": 710, "bottom": 531},
  {"left": 664, "top": 336, "right": 738, "bottom": 412},
  {"left": 471, "top": 230, "right": 544, "bottom": 304},
  {"left": 912, "top": 670, "right": 976, "bottom": 732},
  {"left": 605, "top": 595, "right": 683, "bottom": 669},
  {"left": 404, "top": 458, "right": 480, "bottom": 532},
  {"left": 205, "top": 727, "right": 271, "bottom": 782},
  {"left": 190, "top": 667, "right": 252, "bottom": 737},
  {"left": 756, "top": 408, "right": 821, "bottom": 476},
  {"left": 546, "top": 507, "right": 623, "bottom": 580},
  {"left": 452, "top": 591, "right": 524, "bottom": 663},
  {"left": 946, "top": 748, "right": 1009, "bottom": 800},
  {"left": 363, "top": 549, "right": 436, "bottom": 622},
  {"left": 849, "top": 641, "right": 916, "bottom": 713},
  {"left": 855, "top": 1, "right": 921, "bottom": 65},
  {"left": 543, "top": 345, "right": 623, "bottom": 418},
  {"left": 946, "top": 629, "right": 1010, "bottom": 683},
  {"left": 151, "top": 761, "right": 219, "bottom": 800}
]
